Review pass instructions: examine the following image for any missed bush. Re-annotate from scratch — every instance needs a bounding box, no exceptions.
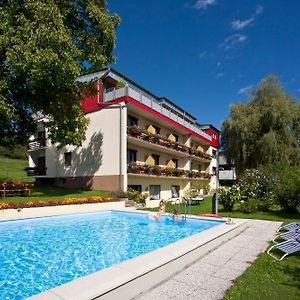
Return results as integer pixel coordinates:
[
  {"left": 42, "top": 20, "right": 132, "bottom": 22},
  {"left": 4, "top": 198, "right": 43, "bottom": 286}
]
[
  {"left": 192, "top": 182, "right": 210, "bottom": 194},
  {"left": 127, "top": 188, "right": 147, "bottom": 204},
  {"left": 219, "top": 186, "right": 241, "bottom": 212},
  {"left": 239, "top": 198, "right": 262, "bottom": 213},
  {"left": 272, "top": 165, "right": 300, "bottom": 212},
  {"left": 237, "top": 169, "right": 276, "bottom": 210},
  {"left": 0, "top": 145, "right": 28, "bottom": 159}
]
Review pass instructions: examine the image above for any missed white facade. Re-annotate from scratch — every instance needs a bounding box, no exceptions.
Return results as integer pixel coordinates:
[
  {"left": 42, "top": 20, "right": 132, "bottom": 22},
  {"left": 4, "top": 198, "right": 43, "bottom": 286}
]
[{"left": 28, "top": 68, "right": 219, "bottom": 199}]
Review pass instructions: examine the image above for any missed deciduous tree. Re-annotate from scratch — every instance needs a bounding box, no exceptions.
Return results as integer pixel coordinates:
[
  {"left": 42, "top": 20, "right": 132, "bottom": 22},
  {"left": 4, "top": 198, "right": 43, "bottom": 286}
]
[
  {"left": 0, "top": 0, "right": 120, "bottom": 146},
  {"left": 221, "top": 75, "right": 300, "bottom": 173}
]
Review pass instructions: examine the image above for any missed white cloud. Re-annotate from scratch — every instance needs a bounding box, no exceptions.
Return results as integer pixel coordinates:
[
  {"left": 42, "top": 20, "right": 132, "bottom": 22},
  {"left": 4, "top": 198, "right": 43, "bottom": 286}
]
[
  {"left": 256, "top": 5, "right": 264, "bottom": 15},
  {"left": 199, "top": 51, "right": 207, "bottom": 59},
  {"left": 217, "top": 62, "right": 221, "bottom": 67},
  {"left": 231, "top": 17, "right": 254, "bottom": 30},
  {"left": 194, "top": 0, "right": 216, "bottom": 10},
  {"left": 216, "top": 73, "right": 224, "bottom": 78},
  {"left": 238, "top": 85, "right": 253, "bottom": 95},
  {"left": 219, "top": 34, "right": 247, "bottom": 50},
  {"left": 297, "top": 89, "right": 300, "bottom": 92},
  {"left": 231, "top": 5, "right": 263, "bottom": 30}
]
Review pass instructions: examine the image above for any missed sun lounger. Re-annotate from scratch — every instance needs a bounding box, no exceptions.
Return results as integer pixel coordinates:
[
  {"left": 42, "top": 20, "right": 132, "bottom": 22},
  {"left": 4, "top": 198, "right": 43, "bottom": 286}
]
[
  {"left": 273, "top": 229, "right": 300, "bottom": 243},
  {"left": 276, "top": 222, "right": 300, "bottom": 233},
  {"left": 267, "top": 238, "right": 300, "bottom": 260}
]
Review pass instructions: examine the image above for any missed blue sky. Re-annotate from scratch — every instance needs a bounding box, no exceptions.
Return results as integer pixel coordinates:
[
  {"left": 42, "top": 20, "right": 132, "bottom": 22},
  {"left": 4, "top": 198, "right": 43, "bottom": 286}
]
[{"left": 108, "top": 0, "right": 300, "bottom": 129}]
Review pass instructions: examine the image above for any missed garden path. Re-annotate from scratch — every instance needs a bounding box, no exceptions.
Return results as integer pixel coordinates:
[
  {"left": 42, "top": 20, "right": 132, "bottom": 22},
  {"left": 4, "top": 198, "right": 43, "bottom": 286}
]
[{"left": 137, "top": 219, "right": 281, "bottom": 300}]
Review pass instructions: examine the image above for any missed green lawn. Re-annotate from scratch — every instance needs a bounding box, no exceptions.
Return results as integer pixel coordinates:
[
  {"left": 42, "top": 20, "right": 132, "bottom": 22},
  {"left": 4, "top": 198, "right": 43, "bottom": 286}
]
[
  {"left": 223, "top": 252, "right": 300, "bottom": 300},
  {"left": 0, "top": 155, "right": 111, "bottom": 203},
  {"left": 143, "top": 197, "right": 300, "bottom": 300},
  {"left": 0, "top": 156, "right": 34, "bottom": 182},
  {"left": 0, "top": 186, "right": 112, "bottom": 203}
]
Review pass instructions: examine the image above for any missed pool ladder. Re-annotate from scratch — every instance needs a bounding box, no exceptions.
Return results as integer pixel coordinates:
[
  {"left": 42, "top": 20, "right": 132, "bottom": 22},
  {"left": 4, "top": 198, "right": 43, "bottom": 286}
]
[
  {"left": 184, "top": 197, "right": 191, "bottom": 221},
  {"left": 172, "top": 198, "right": 190, "bottom": 222}
]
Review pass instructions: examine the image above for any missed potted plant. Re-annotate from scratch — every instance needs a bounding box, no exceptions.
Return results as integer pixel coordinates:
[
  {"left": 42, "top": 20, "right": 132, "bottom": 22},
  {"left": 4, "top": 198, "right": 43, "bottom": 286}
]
[{"left": 151, "top": 165, "right": 161, "bottom": 175}]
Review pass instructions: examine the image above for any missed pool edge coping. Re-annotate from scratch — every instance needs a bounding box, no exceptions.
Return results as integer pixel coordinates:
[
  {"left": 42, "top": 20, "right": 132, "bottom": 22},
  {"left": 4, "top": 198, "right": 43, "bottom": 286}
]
[{"left": 24, "top": 210, "right": 248, "bottom": 300}]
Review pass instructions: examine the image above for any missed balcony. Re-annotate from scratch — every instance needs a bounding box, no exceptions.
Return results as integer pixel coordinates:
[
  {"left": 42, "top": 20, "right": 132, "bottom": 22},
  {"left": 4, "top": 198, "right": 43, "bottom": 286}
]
[
  {"left": 127, "top": 126, "right": 212, "bottom": 162},
  {"left": 28, "top": 138, "right": 46, "bottom": 151},
  {"left": 104, "top": 86, "right": 212, "bottom": 142},
  {"left": 25, "top": 167, "right": 47, "bottom": 176},
  {"left": 127, "top": 163, "right": 211, "bottom": 180}
]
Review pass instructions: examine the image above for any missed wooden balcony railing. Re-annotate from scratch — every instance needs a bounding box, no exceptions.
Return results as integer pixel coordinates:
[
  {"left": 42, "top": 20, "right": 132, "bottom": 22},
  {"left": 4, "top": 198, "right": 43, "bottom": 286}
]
[
  {"left": 28, "top": 138, "right": 46, "bottom": 151},
  {"left": 127, "top": 126, "right": 212, "bottom": 161},
  {"left": 127, "top": 162, "right": 211, "bottom": 180}
]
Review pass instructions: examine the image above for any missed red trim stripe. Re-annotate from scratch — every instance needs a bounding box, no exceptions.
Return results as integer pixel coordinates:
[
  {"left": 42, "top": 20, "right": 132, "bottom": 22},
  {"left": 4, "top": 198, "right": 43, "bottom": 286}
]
[{"left": 98, "top": 97, "right": 213, "bottom": 145}]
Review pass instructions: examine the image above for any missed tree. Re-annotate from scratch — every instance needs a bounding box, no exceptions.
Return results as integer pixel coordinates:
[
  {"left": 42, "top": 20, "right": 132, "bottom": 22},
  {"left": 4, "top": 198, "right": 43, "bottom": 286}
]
[
  {"left": 221, "top": 75, "right": 300, "bottom": 173},
  {"left": 0, "top": 0, "right": 120, "bottom": 146}
]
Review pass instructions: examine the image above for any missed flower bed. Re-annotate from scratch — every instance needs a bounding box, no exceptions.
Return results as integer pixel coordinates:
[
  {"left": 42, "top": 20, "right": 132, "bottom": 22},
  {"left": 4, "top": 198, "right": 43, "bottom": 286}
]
[{"left": 0, "top": 196, "right": 116, "bottom": 210}]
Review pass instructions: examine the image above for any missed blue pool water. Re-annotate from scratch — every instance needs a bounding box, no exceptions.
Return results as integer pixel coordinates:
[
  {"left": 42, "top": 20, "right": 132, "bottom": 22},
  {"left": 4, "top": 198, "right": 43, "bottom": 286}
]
[{"left": 0, "top": 211, "right": 222, "bottom": 299}]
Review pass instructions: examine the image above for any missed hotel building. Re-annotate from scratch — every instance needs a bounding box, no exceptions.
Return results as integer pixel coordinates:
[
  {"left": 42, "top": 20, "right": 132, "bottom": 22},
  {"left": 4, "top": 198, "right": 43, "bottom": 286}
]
[{"left": 28, "top": 68, "right": 219, "bottom": 206}]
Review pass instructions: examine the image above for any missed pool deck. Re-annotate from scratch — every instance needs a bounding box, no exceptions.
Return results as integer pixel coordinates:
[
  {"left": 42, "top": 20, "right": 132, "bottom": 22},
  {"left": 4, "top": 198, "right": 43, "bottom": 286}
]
[{"left": 136, "top": 219, "right": 281, "bottom": 300}]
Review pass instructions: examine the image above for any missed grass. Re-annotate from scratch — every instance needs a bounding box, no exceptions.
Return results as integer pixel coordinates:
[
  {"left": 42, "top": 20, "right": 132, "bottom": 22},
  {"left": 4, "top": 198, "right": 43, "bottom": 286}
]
[
  {"left": 0, "top": 156, "right": 34, "bottom": 182},
  {"left": 0, "top": 186, "right": 112, "bottom": 203},
  {"left": 0, "top": 155, "right": 111, "bottom": 203},
  {"left": 143, "top": 197, "right": 300, "bottom": 300},
  {"left": 223, "top": 252, "right": 300, "bottom": 300}
]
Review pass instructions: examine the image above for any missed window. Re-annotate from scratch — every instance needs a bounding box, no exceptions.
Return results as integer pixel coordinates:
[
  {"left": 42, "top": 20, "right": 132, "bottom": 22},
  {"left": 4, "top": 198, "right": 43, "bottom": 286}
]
[
  {"left": 171, "top": 185, "right": 180, "bottom": 198},
  {"left": 213, "top": 133, "right": 217, "bottom": 139},
  {"left": 128, "top": 185, "right": 142, "bottom": 193},
  {"left": 127, "top": 149, "right": 137, "bottom": 163},
  {"left": 197, "top": 164, "right": 202, "bottom": 172},
  {"left": 64, "top": 152, "right": 72, "bottom": 167},
  {"left": 37, "top": 130, "right": 46, "bottom": 139},
  {"left": 152, "top": 154, "right": 160, "bottom": 165},
  {"left": 212, "top": 150, "right": 217, "bottom": 159},
  {"left": 212, "top": 166, "right": 217, "bottom": 175},
  {"left": 173, "top": 159, "right": 179, "bottom": 168},
  {"left": 153, "top": 125, "right": 161, "bottom": 135},
  {"left": 127, "top": 115, "right": 138, "bottom": 127},
  {"left": 149, "top": 185, "right": 161, "bottom": 200}
]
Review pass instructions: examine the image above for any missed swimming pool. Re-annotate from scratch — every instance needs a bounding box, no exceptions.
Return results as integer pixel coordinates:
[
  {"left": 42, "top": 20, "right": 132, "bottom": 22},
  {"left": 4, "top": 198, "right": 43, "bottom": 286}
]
[{"left": 0, "top": 210, "right": 223, "bottom": 299}]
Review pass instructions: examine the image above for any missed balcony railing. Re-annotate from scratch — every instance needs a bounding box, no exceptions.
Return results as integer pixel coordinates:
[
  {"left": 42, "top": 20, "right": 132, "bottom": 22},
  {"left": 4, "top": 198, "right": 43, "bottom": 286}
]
[
  {"left": 127, "top": 163, "right": 211, "bottom": 180},
  {"left": 25, "top": 167, "right": 47, "bottom": 176},
  {"left": 127, "top": 126, "right": 212, "bottom": 161},
  {"left": 104, "top": 86, "right": 212, "bottom": 142},
  {"left": 28, "top": 138, "right": 46, "bottom": 151}
]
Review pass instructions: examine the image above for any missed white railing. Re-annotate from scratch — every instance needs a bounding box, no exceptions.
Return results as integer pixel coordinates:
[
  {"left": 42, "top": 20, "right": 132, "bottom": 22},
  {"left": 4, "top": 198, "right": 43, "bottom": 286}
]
[{"left": 103, "top": 87, "right": 212, "bottom": 141}]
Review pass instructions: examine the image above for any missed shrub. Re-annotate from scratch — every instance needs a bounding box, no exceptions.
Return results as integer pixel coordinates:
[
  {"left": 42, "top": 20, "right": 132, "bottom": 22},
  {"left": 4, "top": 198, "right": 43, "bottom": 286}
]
[
  {"left": 237, "top": 169, "right": 276, "bottom": 210},
  {"left": 239, "top": 198, "right": 262, "bottom": 213},
  {"left": 219, "top": 186, "right": 241, "bottom": 212},
  {"left": 272, "top": 165, "right": 300, "bottom": 212},
  {"left": 192, "top": 182, "right": 210, "bottom": 194},
  {"left": 127, "top": 188, "right": 147, "bottom": 204}
]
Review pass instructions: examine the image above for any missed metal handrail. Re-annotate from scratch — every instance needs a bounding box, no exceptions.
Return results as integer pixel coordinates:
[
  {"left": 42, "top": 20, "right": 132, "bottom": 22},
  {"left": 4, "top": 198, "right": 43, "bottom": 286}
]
[{"left": 104, "top": 87, "right": 212, "bottom": 141}]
